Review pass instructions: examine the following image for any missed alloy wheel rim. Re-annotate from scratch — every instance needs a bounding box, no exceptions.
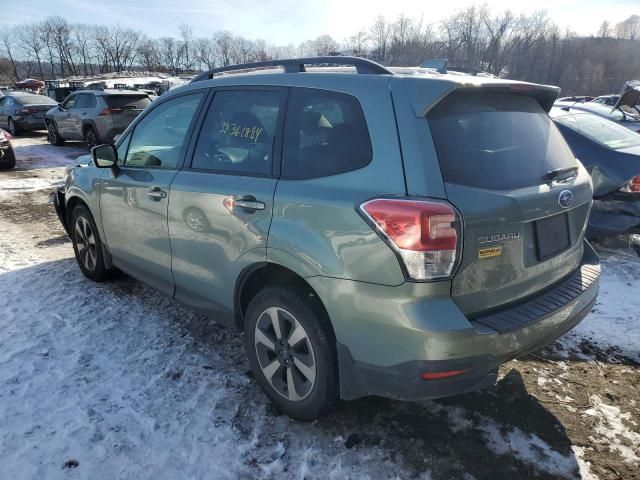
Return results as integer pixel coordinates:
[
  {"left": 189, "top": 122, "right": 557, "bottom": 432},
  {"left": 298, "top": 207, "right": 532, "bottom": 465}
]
[
  {"left": 86, "top": 130, "right": 96, "bottom": 148},
  {"left": 74, "top": 216, "right": 97, "bottom": 271},
  {"left": 254, "top": 306, "right": 317, "bottom": 401}
]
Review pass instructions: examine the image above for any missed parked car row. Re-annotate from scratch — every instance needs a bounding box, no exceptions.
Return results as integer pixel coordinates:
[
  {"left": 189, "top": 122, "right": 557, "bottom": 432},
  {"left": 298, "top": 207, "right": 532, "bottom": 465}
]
[
  {"left": 0, "top": 88, "right": 154, "bottom": 152},
  {"left": 45, "top": 89, "right": 153, "bottom": 149}
]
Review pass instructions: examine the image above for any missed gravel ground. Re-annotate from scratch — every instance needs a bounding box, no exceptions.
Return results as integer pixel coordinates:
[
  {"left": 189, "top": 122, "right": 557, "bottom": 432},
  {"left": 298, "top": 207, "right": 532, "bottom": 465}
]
[{"left": 0, "top": 134, "right": 638, "bottom": 480}]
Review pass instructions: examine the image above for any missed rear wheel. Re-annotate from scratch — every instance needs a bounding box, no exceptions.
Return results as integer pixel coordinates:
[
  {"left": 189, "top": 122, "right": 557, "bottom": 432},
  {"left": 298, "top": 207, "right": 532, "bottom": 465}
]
[
  {"left": 84, "top": 126, "right": 98, "bottom": 150},
  {"left": 245, "top": 285, "right": 338, "bottom": 420},
  {"left": 46, "top": 120, "right": 65, "bottom": 146},
  {"left": 71, "top": 205, "right": 110, "bottom": 282},
  {"left": 8, "top": 118, "right": 20, "bottom": 137}
]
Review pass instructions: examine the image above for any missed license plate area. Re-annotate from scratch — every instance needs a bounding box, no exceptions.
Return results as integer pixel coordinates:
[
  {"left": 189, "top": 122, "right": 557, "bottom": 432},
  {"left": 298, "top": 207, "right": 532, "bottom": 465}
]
[{"left": 534, "top": 213, "right": 570, "bottom": 261}]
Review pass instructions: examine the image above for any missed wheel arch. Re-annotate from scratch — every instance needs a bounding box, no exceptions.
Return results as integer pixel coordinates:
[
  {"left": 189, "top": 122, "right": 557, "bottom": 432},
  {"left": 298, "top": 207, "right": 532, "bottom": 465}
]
[
  {"left": 82, "top": 120, "right": 98, "bottom": 135},
  {"left": 234, "top": 262, "right": 333, "bottom": 336}
]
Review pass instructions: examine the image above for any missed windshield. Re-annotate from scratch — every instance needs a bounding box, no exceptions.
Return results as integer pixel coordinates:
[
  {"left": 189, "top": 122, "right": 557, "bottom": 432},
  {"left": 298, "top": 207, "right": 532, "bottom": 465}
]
[
  {"left": 428, "top": 92, "right": 577, "bottom": 190},
  {"left": 555, "top": 112, "right": 640, "bottom": 150},
  {"left": 14, "top": 95, "right": 57, "bottom": 105}
]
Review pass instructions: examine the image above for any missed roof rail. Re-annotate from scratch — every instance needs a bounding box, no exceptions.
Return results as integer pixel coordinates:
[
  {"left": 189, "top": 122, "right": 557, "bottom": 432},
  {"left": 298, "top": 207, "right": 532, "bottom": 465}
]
[{"left": 191, "top": 56, "right": 393, "bottom": 82}]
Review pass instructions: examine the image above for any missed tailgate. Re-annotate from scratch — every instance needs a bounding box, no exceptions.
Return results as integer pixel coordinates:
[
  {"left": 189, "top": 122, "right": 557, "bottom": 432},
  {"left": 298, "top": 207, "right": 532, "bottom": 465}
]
[
  {"left": 103, "top": 94, "right": 151, "bottom": 131},
  {"left": 426, "top": 89, "right": 593, "bottom": 316}
]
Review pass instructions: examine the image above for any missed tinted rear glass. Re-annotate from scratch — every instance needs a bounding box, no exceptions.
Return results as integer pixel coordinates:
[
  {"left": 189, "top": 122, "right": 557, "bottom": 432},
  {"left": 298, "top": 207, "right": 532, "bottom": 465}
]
[
  {"left": 428, "top": 92, "right": 577, "bottom": 189},
  {"left": 282, "top": 88, "right": 372, "bottom": 179},
  {"left": 105, "top": 95, "right": 151, "bottom": 109},
  {"left": 13, "top": 95, "right": 57, "bottom": 105}
]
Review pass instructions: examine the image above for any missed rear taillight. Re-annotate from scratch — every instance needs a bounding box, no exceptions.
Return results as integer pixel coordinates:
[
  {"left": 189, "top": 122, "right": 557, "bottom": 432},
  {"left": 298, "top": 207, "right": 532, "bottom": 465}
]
[
  {"left": 359, "top": 198, "right": 460, "bottom": 281},
  {"left": 99, "top": 108, "right": 123, "bottom": 116},
  {"left": 20, "top": 108, "right": 38, "bottom": 114},
  {"left": 620, "top": 175, "right": 640, "bottom": 193}
]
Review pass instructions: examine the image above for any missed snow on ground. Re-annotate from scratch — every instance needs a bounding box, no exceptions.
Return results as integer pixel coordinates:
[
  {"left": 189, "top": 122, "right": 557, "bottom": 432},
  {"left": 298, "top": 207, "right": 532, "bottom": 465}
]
[
  {"left": 0, "top": 136, "right": 639, "bottom": 479},
  {"left": 556, "top": 247, "right": 640, "bottom": 363}
]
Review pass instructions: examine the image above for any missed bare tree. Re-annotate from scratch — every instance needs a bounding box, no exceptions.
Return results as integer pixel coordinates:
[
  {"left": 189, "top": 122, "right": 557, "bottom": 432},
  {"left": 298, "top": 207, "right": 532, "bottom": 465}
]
[
  {"left": 15, "top": 23, "right": 46, "bottom": 79},
  {"left": 0, "top": 30, "right": 19, "bottom": 80},
  {"left": 214, "top": 31, "right": 235, "bottom": 66},
  {"left": 598, "top": 20, "right": 611, "bottom": 38}
]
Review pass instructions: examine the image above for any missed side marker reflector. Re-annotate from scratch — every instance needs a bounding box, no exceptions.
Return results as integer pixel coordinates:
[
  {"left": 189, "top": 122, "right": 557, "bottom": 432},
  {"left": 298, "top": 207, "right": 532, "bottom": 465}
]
[{"left": 420, "top": 369, "right": 468, "bottom": 380}]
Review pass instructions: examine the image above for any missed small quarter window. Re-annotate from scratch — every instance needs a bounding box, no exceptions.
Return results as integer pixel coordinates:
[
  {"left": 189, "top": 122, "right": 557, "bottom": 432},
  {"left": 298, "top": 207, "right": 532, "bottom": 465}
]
[{"left": 282, "top": 88, "right": 372, "bottom": 179}]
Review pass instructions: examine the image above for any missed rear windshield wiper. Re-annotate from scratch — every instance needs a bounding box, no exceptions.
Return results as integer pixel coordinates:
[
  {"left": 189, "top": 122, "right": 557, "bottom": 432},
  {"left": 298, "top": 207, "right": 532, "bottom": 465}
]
[{"left": 545, "top": 166, "right": 579, "bottom": 182}]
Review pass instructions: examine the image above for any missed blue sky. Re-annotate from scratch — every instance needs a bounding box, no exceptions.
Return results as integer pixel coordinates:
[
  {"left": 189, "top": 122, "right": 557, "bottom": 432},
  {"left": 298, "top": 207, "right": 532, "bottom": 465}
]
[{"left": 0, "top": 0, "right": 636, "bottom": 44}]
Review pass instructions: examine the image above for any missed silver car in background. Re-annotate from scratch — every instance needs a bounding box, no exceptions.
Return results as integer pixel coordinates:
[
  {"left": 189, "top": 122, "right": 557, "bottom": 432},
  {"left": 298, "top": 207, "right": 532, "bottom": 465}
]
[
  {"left": 0, "top": 92, "right": 58, "bottom": 136},
  {"left": 45, "top": 89, "right": 153, "bottom": 149}
]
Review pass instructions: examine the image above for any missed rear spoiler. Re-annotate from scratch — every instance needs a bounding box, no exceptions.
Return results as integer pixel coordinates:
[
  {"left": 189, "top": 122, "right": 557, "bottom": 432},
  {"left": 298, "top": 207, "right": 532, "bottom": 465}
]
[{"left": 394, "top": 76, "right": 560, "bottom": 117}]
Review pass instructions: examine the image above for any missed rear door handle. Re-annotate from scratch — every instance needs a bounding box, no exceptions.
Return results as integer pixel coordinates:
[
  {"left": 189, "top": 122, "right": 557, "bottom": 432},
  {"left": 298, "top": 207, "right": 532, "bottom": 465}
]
[
  {"left": 233, "top": 196, "right": 265, "bottom": 211},
  {"left": 147, "top": 186, "right": 167, "bottom": 200}
]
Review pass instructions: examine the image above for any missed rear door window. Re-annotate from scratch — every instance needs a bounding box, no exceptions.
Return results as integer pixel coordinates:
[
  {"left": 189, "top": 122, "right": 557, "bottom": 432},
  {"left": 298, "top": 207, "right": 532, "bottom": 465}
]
[
  {"left": 428, "top": 92, "right": 577, "bottom": 190},
  {"left": 105, "top": 95, "right": 151, "bottom": 110},
  {"left": 191, "top": 90, "right": 282, "bottom": 176},
  {"left": 282, "top": 88, "right": 372, "bottom": 179},
  {"left": 75, "top": 94, "right": 89, "bottom": 109}
]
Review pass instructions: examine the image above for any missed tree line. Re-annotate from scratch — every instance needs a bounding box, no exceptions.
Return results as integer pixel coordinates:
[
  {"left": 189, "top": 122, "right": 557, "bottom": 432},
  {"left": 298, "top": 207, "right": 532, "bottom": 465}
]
[{"left": 1, "top": 6, "right": 639, "bottom": 95}]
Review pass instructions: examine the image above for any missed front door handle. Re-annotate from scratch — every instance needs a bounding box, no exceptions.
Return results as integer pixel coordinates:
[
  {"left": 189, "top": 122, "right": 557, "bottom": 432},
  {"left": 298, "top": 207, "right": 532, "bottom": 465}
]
[
  {"left": 147, "top": 186, "right": 167, "bottom": 200},
  {"left": 233, "top": 196, "right": 265, "bottom": 211}
]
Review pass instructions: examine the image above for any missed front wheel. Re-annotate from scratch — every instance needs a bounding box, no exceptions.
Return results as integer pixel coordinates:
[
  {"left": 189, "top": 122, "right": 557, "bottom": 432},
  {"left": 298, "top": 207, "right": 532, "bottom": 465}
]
[
  {"left": 71, "top": 205, "right": 110, "bottom": 282},
  {"left": 245, "top": 285, "right": 338, "bottom": 420},
  {"left": 84, "top": 126, "right": 98, "bottom": 150},
  {"left": 47, "top": 120, "right": 65, "bottom": 146}
]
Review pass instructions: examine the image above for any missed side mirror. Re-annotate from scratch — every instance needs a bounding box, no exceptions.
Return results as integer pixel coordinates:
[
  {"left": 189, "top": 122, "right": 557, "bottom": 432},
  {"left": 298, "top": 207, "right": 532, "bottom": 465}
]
[
  {"left": 92, "top": 144, "right": 118, "bottom": 169},
  {"left": 58, "top": 103, "right": 63, "bottom": 111}
]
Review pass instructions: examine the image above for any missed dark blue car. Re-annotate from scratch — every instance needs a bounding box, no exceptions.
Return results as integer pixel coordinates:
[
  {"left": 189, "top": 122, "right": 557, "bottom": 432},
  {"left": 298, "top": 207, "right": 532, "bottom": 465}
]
[{"left": 550, "top": 106, "right": 640, "bottom": 238}]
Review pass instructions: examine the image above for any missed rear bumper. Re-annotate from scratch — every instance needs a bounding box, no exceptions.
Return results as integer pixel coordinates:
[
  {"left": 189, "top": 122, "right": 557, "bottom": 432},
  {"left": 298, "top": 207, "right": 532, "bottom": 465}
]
[
  {"left": 14, "top": 115, "right": 46, "bottom": 131},
  {"left": 309, "top": 240, "right": 600, "bottom": 401}
]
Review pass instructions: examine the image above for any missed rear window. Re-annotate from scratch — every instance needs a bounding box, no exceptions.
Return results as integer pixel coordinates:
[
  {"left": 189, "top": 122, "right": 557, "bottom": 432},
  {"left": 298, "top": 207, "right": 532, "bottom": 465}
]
[
  {"left": 555, "top": 112, "right": 640, "bottom": 150},
  {"left": 428, "top": 92, "right": 577, "bottom": 189},
  {"left": 13, "top": 95, "right": 57, "bottom": 105},
  {"left": 104, "top": 95, "right": 151, "bottom": 110}
]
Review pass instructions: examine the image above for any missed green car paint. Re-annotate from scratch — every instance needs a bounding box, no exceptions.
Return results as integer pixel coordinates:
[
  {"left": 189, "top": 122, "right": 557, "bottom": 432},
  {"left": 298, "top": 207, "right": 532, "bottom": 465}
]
[{"left": 56, "top": 61, "right": 600, "bottom": 403}]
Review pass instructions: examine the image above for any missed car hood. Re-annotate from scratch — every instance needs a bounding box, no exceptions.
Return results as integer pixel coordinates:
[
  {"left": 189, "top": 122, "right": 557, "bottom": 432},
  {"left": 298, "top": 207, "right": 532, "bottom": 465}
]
[{"left": 613, "top": 80, "right": 640, "bottom": 111}]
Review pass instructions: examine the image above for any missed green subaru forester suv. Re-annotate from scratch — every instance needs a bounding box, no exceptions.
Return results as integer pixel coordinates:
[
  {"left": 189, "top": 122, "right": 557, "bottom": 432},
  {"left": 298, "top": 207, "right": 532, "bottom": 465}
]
[{"left": 54, "top": 57, "right": 600, "bottom": 420}]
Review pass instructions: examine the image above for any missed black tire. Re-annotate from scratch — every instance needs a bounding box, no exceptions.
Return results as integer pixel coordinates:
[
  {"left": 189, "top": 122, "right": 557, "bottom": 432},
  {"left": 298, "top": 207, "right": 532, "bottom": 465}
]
[
  {"left": 245, "top": 285, "right": 338, "bottom": 420},
  {"left": 0, "top": 146, "right": 16, "bottom": 170},
  {"left": 84, "top": 126, "right": 99, "bottom": 151},
  {"left": 46, "top": 120, "right": 65, "bottom": 146},
  {"left": 70, "top": 204, "right": 110, "bottom": 282},
  {"left": 8, "top": 118, "right": 20, "bottom": 137}
]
